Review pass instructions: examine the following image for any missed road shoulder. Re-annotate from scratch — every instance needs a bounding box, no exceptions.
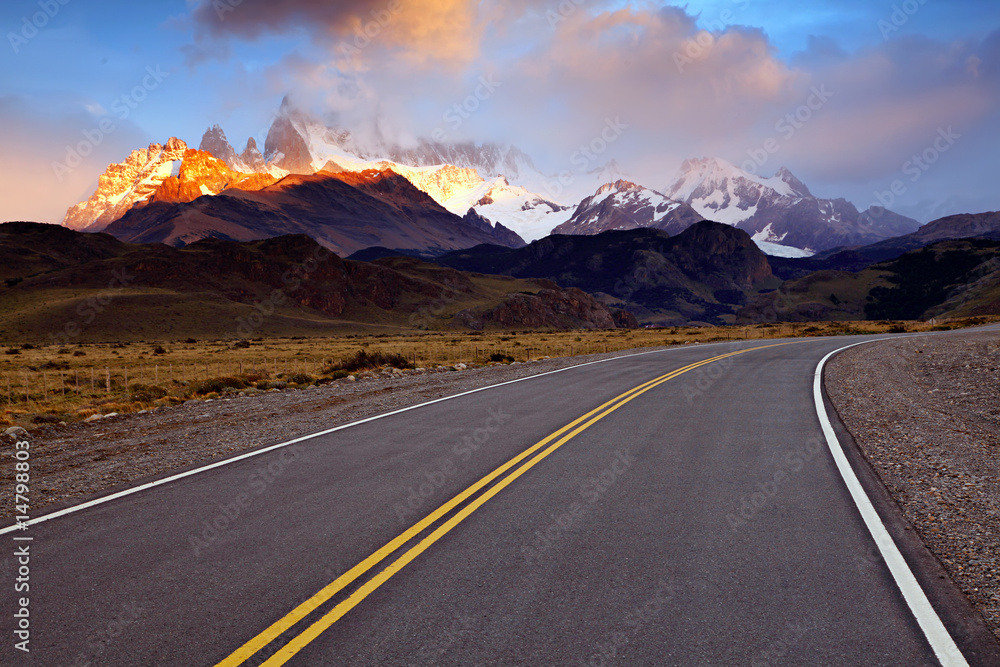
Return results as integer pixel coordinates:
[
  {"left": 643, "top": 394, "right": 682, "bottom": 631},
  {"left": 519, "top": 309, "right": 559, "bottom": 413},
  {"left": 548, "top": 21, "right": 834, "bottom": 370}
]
[{"left": 825, "top": 330, "right": 1000, "bottom": 663}]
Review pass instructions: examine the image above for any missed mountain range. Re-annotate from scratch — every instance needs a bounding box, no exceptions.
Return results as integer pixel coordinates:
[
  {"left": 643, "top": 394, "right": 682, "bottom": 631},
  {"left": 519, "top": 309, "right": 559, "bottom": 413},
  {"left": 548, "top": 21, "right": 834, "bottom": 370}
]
[
  {"left": 0, "top": 222, "right": 623, "bottom": 341},
  {"left": 664, "top": 157, "right": 920, "bottom": 254},
  {"left": 28, "top": 102, "right": 999, "bottom": 332},
  {"left": 103, "top": 168, "right": 524, "bottom": 257},
  {"left": 436, "top": 222, "right": 777, "bottom": 326},
  {"left": 738, "top": 235, "right": 1000, "bottom": 323}
]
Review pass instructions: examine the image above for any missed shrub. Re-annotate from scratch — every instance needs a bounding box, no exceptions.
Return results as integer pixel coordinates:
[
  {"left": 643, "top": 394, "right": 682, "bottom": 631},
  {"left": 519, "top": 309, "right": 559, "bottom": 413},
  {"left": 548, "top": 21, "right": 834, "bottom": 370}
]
[
  {"left": 489, "top": 353, "right": 515, "bottom": 363},
  {"left": 324, "top": 350, "right": 412, "bottom": 373},
  {"left": 286, "top": 373, "right": 315, "bottom": 385},
  {"left": 31, "top": 414, "right": 62, "bottom": 424},
  {"left": 152, "top": 345, "right": 167, "bottom": 355},
  {"left": 232, "top": 340, "right": 251, "bottom": 349},
  {"left": 192, "top": 376, "right": 248, "bottom": 395},
  {"left": 20, "top": 343, "right": 34, "bottom": 350},
  {"left": 887, "top": 325, "right": 907, "bottom": 334},
  {"left": 257, "top": 381, "right": 288, "bottom": 391},
  {"left": 128, "top": 384, "right": 169, "bottom": 403},
  {"left": 5, "top": 348, "right": 20, "bottom": 355},
  {"left": 73, "top": 350, "right": 86, "bottom": 357}
]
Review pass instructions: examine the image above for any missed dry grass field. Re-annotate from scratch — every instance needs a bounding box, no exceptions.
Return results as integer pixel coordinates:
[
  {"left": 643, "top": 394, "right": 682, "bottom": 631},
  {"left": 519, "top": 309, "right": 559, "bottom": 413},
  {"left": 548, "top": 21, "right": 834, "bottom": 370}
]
[{"left": 0, "top": 317, "right": 991, "bottom": 429}]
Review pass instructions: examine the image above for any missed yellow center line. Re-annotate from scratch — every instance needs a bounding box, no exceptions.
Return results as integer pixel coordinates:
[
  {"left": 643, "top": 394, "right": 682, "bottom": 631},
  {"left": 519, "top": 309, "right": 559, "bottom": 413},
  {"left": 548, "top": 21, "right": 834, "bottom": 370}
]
[{"left": 218, "top": 343, "right": 791, "bottom": 666}]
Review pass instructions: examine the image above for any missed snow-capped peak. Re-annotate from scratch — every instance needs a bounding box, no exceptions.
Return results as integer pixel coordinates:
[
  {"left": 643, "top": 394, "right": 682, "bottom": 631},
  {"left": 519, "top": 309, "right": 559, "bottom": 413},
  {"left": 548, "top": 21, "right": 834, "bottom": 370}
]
[{"left": 551, "top": 180, "right": 700, "bottom": 237}]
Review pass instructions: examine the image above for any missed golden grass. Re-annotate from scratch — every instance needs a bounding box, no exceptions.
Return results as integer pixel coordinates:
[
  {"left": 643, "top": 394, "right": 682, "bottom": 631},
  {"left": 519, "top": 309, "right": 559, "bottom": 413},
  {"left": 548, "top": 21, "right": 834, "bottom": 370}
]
[{"left": 1, "top": 317, "right": 993, "bottom": 428}]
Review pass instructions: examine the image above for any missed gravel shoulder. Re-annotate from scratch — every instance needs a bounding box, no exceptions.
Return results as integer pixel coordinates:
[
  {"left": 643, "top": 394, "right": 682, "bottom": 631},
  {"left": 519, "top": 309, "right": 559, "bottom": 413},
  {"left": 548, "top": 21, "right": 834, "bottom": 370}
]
[
  {"left": 0, "top": 349, "right": 669, "bottom": 521},
  {"left": 826, "top": 328, "right": 1000, "bottom": 640}
]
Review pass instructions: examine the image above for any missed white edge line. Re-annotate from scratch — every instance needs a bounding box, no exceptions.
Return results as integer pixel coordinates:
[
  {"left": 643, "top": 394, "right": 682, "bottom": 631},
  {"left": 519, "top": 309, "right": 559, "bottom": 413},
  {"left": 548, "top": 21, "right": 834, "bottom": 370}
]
[
  {"left": 1, "top": 345, "right": 701, "bottom": 535},
  {"left": 815, "top": 341, "right": 968, "bottom": 667}
]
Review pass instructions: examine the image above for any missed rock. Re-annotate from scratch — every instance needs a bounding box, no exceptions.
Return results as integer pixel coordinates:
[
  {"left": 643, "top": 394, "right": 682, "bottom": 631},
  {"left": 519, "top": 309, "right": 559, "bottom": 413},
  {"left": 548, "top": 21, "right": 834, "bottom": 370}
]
[
  {"left": 347, "top": 375, "right": 356, "bottom": 382},
  {"left": 454, "top": 363, "right": 467, "bottom": 370},
  {"left": 184, "top": 399, "right": 200, "bottom": 406},
  {"left": 104, "top": 412, "right": 119, "bottom": 419},
  {"left": 58, "top": 421, "right": 67, "bottom": 427},
  {"left": 4, "top": 426, "right": 28, "bottom": 436},
  {"left": 83, "top": 414, "right": 103, "bottom": 423}
]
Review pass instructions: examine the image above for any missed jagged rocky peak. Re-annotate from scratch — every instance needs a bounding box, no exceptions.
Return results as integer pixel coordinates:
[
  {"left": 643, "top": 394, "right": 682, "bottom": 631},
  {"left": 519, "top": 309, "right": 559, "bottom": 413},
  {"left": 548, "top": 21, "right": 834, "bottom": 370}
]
[
  {"left": 595, "top": 179, "right": 641, "bottom": 195},
  {"left": 61, "top": 138, "right": 193, "bottom": 231},
  {"left": 264, "top": 114, "right": 314, "bottom": 174},
  {"left": 199, "top": 125, "right": 238, "bottom": 168},
  {"left": 240, "top": 136, "right": 266, "bottom": 171},
  {"left": 774, "top": 166, "right": 812, "bottom": 197}
]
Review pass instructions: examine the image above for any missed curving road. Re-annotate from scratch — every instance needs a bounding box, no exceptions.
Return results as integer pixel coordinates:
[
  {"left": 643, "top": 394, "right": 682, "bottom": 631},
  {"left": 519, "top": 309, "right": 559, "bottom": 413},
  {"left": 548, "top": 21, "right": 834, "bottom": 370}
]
[{"left": 1, "top": 335, "right": 997, "bottom": 665}]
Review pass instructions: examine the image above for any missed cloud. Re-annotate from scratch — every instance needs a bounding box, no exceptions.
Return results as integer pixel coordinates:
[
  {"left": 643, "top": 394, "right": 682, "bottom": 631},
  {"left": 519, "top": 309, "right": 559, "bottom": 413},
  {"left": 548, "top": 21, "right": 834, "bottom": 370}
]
[
  {"left": 187, "top": 0, "right": 522, "bottom": 68},
  {"left": 172, "top": 4, "right": 1000, "bottom": 220}
]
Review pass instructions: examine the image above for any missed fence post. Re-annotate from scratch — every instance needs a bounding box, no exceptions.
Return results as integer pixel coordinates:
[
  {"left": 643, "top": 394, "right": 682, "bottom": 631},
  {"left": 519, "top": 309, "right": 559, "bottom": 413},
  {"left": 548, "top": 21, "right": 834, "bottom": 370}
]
[{"left": 106, "top": 367, "right": 111, "bottom": 393}]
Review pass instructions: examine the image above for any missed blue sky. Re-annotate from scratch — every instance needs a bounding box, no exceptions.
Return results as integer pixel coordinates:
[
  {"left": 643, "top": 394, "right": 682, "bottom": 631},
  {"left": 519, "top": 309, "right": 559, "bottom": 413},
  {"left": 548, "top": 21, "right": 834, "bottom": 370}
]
[{"left": 1, "top": 0, "right": 998, "bottom": 223}]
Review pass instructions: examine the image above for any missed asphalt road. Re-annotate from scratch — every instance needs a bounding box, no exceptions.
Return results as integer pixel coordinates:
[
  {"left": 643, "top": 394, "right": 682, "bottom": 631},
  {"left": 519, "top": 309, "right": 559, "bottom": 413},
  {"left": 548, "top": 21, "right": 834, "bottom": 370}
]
[{"left": 0, "top": 335, "right": 994, "bottom": 665}]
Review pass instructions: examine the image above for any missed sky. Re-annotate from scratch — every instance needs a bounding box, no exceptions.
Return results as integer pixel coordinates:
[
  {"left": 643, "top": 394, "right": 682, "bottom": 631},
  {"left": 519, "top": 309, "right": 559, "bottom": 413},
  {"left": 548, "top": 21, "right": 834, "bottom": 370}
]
[{"left": 1, "top": 0, "right": 999, "bottom": 224}]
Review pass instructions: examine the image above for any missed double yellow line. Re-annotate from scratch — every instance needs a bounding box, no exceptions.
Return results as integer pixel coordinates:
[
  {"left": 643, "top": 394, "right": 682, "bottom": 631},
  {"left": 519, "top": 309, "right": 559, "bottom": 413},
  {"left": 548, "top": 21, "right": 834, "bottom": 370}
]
[{"left": 217, "top": 343, "right": 789, "bottom": 666}]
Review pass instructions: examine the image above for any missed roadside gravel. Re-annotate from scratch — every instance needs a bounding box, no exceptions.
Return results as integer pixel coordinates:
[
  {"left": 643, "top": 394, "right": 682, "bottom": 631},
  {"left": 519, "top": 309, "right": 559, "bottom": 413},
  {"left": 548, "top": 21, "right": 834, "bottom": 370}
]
[
  {"left": 826, "top": 328, "right": 1000, "bottom": 639},
  {"left": 0, "top": 348, "right": 669, "bottom": 520}
]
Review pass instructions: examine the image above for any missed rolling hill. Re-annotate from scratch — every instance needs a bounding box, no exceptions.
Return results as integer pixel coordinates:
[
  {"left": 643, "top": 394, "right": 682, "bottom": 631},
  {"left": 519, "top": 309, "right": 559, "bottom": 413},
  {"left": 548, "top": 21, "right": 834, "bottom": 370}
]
[
  {"left": 436, "top": 222, "right": 779, "bottom": 326},
  {"left": 738, "top": 236, "right": 1000, "bottom": 322},
  {"left": 0, "top": 223, "right": 625, "bottom": 342}
]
